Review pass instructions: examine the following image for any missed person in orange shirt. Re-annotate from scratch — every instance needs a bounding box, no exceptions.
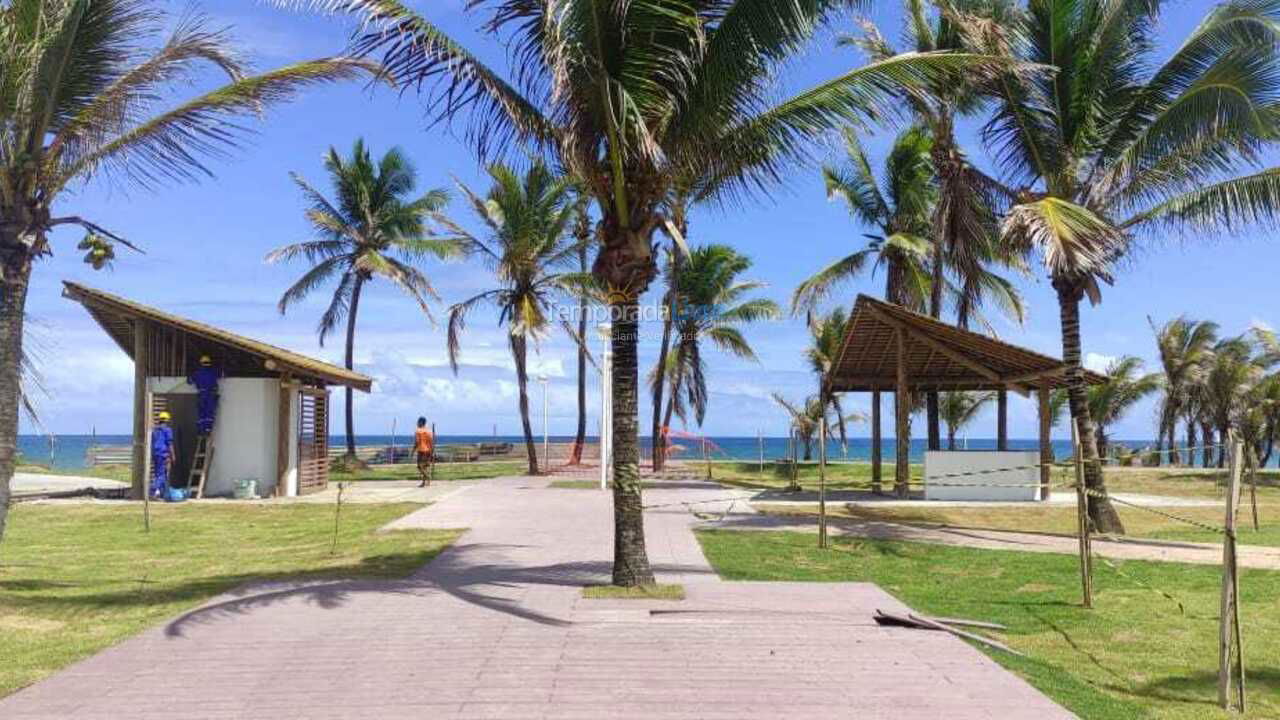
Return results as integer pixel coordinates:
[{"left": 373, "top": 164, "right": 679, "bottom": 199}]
[{"left": 414, "top": 417, "right": 434, "bottom": 487}]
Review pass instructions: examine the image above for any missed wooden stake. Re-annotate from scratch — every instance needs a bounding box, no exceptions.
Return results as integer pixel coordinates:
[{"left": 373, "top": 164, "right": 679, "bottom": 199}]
[
  {"left": 1247, "top": 448, "right": 1260, "bottom": 532},
  {"left": 1072, "top": 420, "right": 1092, "bottom": 609},
  {"left": 871, "top": 390, "right": 882, "bottom": 494},
  {"left": 1219, "top": 433, "right": 1246, "bottom": 712},
  {"left": 818, "top": 416, "right": 828, "bottom": 549},
  {"left": 758, "top": 429, "right": 764, "bottom": 474}
]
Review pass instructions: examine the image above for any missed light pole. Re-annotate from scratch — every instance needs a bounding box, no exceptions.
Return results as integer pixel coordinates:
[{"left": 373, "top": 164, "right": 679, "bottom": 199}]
[
  {"left": 537, "top": 373, "right": 549, "bottom": 470},
  {"left": 597, "top": 322, "right": 612, "bottom": 490}
]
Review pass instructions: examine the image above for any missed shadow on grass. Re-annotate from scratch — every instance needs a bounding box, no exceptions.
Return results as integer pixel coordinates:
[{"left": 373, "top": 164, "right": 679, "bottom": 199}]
[{"left": 1130, "top": 668, "right": 1280, "bottom": 706}]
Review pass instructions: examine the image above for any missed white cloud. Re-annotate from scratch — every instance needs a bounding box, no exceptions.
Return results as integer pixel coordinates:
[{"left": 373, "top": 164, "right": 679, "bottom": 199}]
[{"left": 1084, "top": 352, "right": 1117, "bottom": 373}]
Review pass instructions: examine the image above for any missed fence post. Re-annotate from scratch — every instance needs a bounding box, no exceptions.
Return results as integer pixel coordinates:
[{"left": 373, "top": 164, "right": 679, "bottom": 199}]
[
  {"left": 1072, "top": 420, "right": 1092, "bottom": 609},
  {"left": 1219, "top": 432, "right": 1246, "bottom": 712},
  {"left": 818, "top": 417, "right": 828, "bottom": 549},
  {"left": 758, "top": 429, "right": 764, "bottom": 474}
]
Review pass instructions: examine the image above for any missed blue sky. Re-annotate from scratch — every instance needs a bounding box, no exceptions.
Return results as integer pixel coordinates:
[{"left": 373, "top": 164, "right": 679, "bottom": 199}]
[{"left": 22, "top": 0, "right": 1278, "bottom": 441}]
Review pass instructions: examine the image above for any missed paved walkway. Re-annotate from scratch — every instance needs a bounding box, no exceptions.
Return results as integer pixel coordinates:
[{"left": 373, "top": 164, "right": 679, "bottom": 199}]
[
  {"left": 716, "top": 513, "right": 1280, "bottom": 570},
  {"left": 1, "top": 476, "right": 1073, "bottom": 719},
  {"left": 11, "top": 471, "right": 125, "bottom": 498}
]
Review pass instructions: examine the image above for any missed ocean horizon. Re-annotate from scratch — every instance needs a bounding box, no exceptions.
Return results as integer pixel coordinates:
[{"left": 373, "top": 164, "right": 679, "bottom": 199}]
[{"left": 15, "top": 432, "right": 1248, "bottom": 471}]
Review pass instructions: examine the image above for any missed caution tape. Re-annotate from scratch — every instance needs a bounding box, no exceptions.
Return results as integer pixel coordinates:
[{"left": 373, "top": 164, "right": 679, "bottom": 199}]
[{"left": 1076, "top": 484, "right": 1226, "bottom": 535}]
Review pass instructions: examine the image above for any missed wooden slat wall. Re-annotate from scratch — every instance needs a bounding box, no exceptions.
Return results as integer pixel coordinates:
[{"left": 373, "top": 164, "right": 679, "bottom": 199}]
[{"left": 296, "top": 389, "right": 329, "bottom": 495}]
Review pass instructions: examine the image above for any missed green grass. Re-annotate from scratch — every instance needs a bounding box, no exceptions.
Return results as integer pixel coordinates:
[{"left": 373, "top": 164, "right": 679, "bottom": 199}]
[
  {"left": 582, "top": 583, "right": 685, "bottom": 600},
  {"left": 696, "top": 529, "right": 1278, "bottom": 720},
  {"left": 329, "top": 460, "right": 526, "bottom": 484},
  {"left": 0, "top": 503, "right": 460, "bottom": 697},
  {"left": 708, "top": 461, "right": 920, "bottom": 491}
]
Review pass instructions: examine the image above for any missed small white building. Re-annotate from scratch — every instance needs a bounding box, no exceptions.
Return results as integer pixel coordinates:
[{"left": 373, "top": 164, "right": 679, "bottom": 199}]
[{"left": 64, "top": 282, "right": 372, "bottom": 498}]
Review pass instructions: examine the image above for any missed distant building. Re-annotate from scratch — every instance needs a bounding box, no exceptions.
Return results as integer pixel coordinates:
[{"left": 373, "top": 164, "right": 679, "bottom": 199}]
[{"left": 63, "top": 282, "right": 371, "bottom": 498}]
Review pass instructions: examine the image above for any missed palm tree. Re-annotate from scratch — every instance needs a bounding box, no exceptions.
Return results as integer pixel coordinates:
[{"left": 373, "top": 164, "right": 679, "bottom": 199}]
[
  {"left": 1202, "top": 336, "right": 1269, "bottom": 468},
  {"left": 650, "top": 188, "right": 692, "bottom": 472},
  {"left": 267, "top": 140, "right": 455, "bottom": 461},
  {"left": 0, "top": 0, "right": 374, "bottom": 540},
  {"left": 651, "top": 245, "right": 779, "bottom": 451},
  {"left": 1150, "top": 316, "right": 1218, "bottom": 465},
  {"left": 794, "top": 127, "right": 936, "bottom": 314},
  {"left": 973, "top": 0, "right": 1280, "bottom": 532},
  {"left": 442, "top": 161, "right": 580, "bottom": 476},
  {"left": 1085, "top": 357, "right": 1162, "bottom": 461},
  {"left": 567, "top": 193, "right": 594, "bottom": 466},
  {"left": 771, "top": 394, "right": 827, "bottom": 462},
  {"left": 291, "top": 0, "right": 998, "bottom": 586},
  {"left": 850, "top": 0, "right": 1025, "bottom": 449},
  {"left": 804, "top": 308, "right": 860, "bottom": 452},
  {"left": 939, "top": 391, "right": 995, "bottom": 450}
]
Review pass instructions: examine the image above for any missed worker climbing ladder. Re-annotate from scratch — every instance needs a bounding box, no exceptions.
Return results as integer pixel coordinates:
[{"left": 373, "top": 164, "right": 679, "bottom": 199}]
[{"left": 187, "top": 435, "right": 214, "bottom": 499}]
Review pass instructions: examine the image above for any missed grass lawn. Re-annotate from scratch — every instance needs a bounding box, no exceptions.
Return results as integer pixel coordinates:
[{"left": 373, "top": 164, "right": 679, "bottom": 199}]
[
  {"left": 0, "top": 503, "right": 460, "bottom": 697},
  {"left": 330, "top": 460, "right": 526, "bottom": 484},
  {"left": 708, "top": 461, "right": 920, "bottom": 491},
  {"left": 582, "top": 583, "right": 685, "bottom": 600},
  {"left": 697, "top": 529, "right": 1278, "bottom": 720},
  {"left": 754, "top": 467, "right": 1280, "bottom": 547}
]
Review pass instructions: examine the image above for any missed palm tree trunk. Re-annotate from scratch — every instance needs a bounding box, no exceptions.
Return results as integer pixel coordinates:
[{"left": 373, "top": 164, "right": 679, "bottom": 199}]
[
  {"left": 0, "top": 252, "right": 33, "bottom": 550},
  {"left": 570, "top": 243, "right": 588, "bottom": 465},
  {"left": 1217, "top": 424, "right": 1228, "bottom": 468},
  {"left": 1186, "top": 420, "right": 1197, "bottom": 467},
  {"left": 947, "top": 426, "right": 956, "bottom": 451},
  {"left": 1201, "top": 422, "right": 1214, "bottom": 468},
  {"left": 342, "top": 275, "right": 365, "bottom": 459},
  {"left": 802, "top": 434, "right": 813, "bottom": 461},
  {"left": 511, "top": 334, "right": 540, "bottom": 475},
  {"left": 661, "top": 384, "right": 677, "bottom": 462},
  {"left": 1153, "top": 427, "right": 1165, "bottom": 466},
  {"left": 609, "top": 299, "right": 655, "bottom": 586},
  {"left": 926, "top": 242, "right": 943, "bottom": 452},
  {"left": 650, "top": 272, "right": 677, "bottom": 471},
  {"left": 1054, "top": 280, "right": 1124, "bottom": 533}
]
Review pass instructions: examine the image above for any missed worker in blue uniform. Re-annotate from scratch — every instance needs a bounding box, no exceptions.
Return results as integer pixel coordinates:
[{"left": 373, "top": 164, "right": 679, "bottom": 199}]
[
  {"left": 150, "top": 411, "right": 175, "bottom": 499},
  {"left": 188, "top": 355, "right": 222, "bottom": 435}
]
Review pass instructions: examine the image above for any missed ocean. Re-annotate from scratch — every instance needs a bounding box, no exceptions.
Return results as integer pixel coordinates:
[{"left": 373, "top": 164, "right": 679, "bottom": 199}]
[{"left": 17, "top": 433, "right": 1253, "bottom": 470}]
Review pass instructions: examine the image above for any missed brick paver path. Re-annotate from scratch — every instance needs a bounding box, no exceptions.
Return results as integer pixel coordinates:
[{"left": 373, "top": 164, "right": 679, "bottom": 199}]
[{"left": 1, "top": 476, "right": 1074, "bottom": 719}]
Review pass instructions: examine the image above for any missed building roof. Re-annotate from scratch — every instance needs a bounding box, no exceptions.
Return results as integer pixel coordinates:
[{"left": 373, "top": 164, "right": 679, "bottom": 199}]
[
  {"left": 829, "top": 294, "right": 1107, "bottom": 395},
  {"left": 63, "top": 281, "right": 372, "bottom": 392}
]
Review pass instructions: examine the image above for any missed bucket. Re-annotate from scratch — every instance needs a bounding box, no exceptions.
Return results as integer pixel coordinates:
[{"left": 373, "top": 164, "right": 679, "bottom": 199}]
[{"left": 233, "top": 478, "right": 259, "bottom": 500}]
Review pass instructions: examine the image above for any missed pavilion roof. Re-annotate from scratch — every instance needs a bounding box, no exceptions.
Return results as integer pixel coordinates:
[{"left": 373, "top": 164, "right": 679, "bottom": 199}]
[
  {"left": 828, "top": 294, "right": 1107, "bottom": 395},
  {"left": 63, "top": 281, "right": 372, "bottom": 392}
]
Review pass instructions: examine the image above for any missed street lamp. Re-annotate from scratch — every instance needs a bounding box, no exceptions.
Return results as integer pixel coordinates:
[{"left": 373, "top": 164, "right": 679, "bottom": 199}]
[
  {"left": 537, "top": 373, "right": 549, "bottom": 471},
  {"left": 597, "top": 322, "right": 612, "bottom": 490}
]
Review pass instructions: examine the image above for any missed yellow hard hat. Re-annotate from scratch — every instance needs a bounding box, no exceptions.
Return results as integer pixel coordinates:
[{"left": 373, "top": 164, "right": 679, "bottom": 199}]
[
  {"left": 199, "top": 355, "right": 212, "bottom": 365},
  {"left": 157, "top": 411, "right": 171, "bottom": 422}
]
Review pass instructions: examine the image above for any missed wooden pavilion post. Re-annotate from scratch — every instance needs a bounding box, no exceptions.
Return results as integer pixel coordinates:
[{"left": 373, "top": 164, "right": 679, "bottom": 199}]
[
  {"left": 1038, "top": 382, "right": 1052, "bottom": 501},
  {"left": 894, "top": 328, "right": 910, "bottom": 498},
  {"left": 997, "top": 389, "right": 1009, "bottom": 451},
  {"left": 130, "top": 319, "right": 150, "bottom": 499},
  {"left": 276, "top": 374, "right": 293, "bottom": 498},
  {"left": 871, "top": 390, "right": 882, "bottom": 494}
]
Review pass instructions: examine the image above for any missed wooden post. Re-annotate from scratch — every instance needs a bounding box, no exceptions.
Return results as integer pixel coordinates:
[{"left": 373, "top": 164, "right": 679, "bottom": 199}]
[
  {"left": 894, "top": 329, "right": 910, "bottom": 499},
  {"left": 1219, "top": 433, "right": 1246, "bottom": 712},
  {"left": 1038, "top": 383, "right": 1052, "bottom": 501},
  {"left": 997, "top": 389, "right": 1009, "bottom": 451},
  {"left": 1247, "top": 448, "right": 1260, "bottom": 532},
  {"left": 142, "top": 390, "right": 152, "bottom": 532},
  {"left": 818, "top": 416, "right": 828, "bottom": 549},
  {"left": 758, "top": 429, "right": 764, "bottom": 474},
  {"left": 703, "top": 436, "right": 712, "bottom": 480},
  {"left": 276, "top": 375, "right": 292, "bottom": 498},
  {"left": 1072, "top": 420, "right": 1093, "bottom": 609},
  {"left": 790, "top": 429, "right": 799, "bottom": 491},
  {"left": 131, "top": 319, "right": 150, "bottom": 499},
  {"left": 871, "top": 390, "right": 882, "bottom": 494}
]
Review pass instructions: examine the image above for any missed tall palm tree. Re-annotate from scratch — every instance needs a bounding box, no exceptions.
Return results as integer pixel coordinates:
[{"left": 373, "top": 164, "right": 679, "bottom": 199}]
[
  {"left": 1084, "top": 356, "right": 1161, "bottom": 461},
  {"left": 291, "top": 0, "right": 998, "bottom": 586},
  {"left": 1150, "top": 316, "right": 1218, "bottom": 465},
  {"left": 650, "top": 187, "right": 692, "bottom": 472},
  {"left": 567, "top": 192, "right": 594, "bottom": 466},
  {"left": 0, "top": 0, "right": 374, "bottom": 540},
  {"left": 939, "top": 391, "right": 995, "bottom": 450},
  {"left": 443, "top": 161, "right": 580, "bottom": 476},
  {"left": 651, "top": 245, "right": 779, "bottom": 448},
  {"left": 771, "top": 394, "right": 827, "bottom": 462},
  {"left": 850, "top": 0, "right": 1024, "bottom": 449},
  {"left": 267, "top": 140, "right": 455, "bottom": 460},
  {"left": 794, "top": 126, "right": 937, "bottom": 314},
  {"left": 972, "top": 0, "right": 1280, "bottom": 532},
  {"left": 805, "top": 308, "right": 859, "bottom": 452},
  {"left": 1202, "top": 336, "right": 1269, "bottom": 468}
]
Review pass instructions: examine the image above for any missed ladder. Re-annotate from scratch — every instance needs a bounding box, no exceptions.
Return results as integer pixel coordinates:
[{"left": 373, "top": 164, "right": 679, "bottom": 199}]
[{"left": 187, "top": 435, "right": 214, "bottom": 499}]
